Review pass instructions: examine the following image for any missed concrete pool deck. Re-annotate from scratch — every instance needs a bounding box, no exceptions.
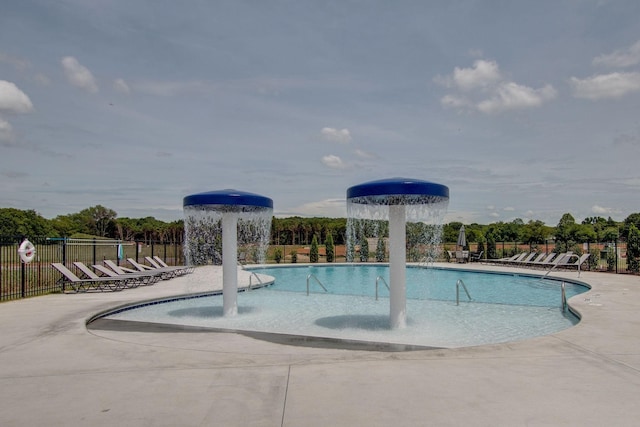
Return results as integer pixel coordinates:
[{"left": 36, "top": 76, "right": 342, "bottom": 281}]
[{"left": 0, "top": 264, "right": 639, "bottom": 426}]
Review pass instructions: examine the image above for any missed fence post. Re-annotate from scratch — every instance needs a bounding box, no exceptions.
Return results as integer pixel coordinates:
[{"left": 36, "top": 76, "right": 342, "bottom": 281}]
[
  {"left": 615, "top": 239, "right": 619, "bottom": 274},
  {"left": 92, "top": 237, "right": 97, "bottom": 266},
  {"left": 61, "top": 238, "right": 67, "bottom": 292},
  {"left": 20, "top": 236, "right": 26, "bottom": 298},
  {"left": 135, "top": 241, "right": 139, "bottom": 263}
]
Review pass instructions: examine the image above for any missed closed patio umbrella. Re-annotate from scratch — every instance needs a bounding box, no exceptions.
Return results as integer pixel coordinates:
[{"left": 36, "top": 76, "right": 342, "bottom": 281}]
[{"left": 457, "top": 225, "right": 466, "bottom": 250}]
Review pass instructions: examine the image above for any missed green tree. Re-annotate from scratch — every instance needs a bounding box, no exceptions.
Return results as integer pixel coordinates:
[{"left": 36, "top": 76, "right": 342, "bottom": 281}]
[
  {"left": 606, "top": 246, "right": 616, "bottom": 272},
  {"left": 622, "top": 213, "right": 640, "bottom": 240},
  {"left": 0, "top": 208, "right": 55, "bottom": 237},
  {"left": 325, "top": 233, "right": 335, "bottom": 262},
  {"left": 310, "top": 235, "right": 319, "bottom": 263},
  {"left": 522, "top": 220, "right": 550, "bottom": 245},
  {"left": 289, "top": 249, "right": 298, "bottom": 263},
  {"left": 485, "top": 230, "right": 497, "bottom": 259},
  {"left": 555, "top": 213, "right": 577, "bottom": 252},
  {"left": 375, "top": 237, "right": 386, "bottom": 262},
  {"left": 443, "top": 222, "right": 463, "bottom": 243},
  {"left": 626, "top": 224, "right": 640, "bottom": 273},
  {"left": 359, "top": 235, "right": 369, "bottom": 262},
  {"left": 71, "top": 205, "right": 117, "bottom": 237},
  {"left": 273, "top": 247, "right": 283, "bottom": 264}
]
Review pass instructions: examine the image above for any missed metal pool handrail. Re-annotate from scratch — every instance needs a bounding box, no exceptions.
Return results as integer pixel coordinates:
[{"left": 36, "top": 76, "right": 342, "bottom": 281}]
[
  {"left": 456, "top": 279, "right": 472, "bottom": 305},
  {"left": 247, "top": 272, "right": 263, "bottom": 290},
  {"left": 307, "top": 273, "right": 328, "bottom": 295},
  {"left": 375, "top": 276, "right": 390, "bottom": 300}
]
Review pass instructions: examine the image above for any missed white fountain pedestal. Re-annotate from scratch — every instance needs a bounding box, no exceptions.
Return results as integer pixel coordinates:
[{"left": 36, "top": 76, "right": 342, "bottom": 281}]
[
  {"left": 388, "top": 204, "right": 406, "bottom": 329},
  {"left": 222, "top": 212, "right": 238, "bottom": 316}
]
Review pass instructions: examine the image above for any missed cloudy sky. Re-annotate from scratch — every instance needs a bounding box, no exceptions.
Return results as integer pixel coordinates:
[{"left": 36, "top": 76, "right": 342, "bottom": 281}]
[{"left": 2, "top": 1, "right": 640, "bottom": 225}]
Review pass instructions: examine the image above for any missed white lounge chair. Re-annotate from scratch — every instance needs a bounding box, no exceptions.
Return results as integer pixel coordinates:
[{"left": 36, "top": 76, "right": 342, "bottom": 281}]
[
  {"left": 79, "top": 262, "right": 156, "bottom": 287},
  {"left": 153, "top": 256, "right": 194, "bottom": 274},
  {"left": 524, "top": 253, "right": 547, "bottom": 266},
  {"left": 503, "top": 253, "right": 529, "bottom": 265},
  {"left": 529, "top": 253, "right": 556, "bottom": 267},
  {"left": 557, "top": 253, "right": 591, "bottom": 270},
  {"left": 102, "top": 260, "right": 164, "bottom": 284},
  {"left": 144, "top": 256, "right": 190, "bottom": 277},
  {"left": 514, "top": 252, "right": 538, "bottom": 265},
  {"left": 52, "top": 263, "right": 125, "bottom": 292}
]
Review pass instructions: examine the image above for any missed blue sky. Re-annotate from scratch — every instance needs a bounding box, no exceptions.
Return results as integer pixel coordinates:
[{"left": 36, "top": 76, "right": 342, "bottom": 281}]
[{"left": 2, "top": 0, "right": 640, "bottom": 225}]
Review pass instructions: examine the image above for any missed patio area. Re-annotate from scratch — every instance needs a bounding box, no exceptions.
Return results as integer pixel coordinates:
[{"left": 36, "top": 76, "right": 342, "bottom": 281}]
[{"left": 0, "top": 264, "right": 639, "bottom": 426}]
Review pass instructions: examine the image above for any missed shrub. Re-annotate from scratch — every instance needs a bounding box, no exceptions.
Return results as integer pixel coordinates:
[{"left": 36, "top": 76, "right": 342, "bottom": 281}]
[
  {"left": 375, "top": 238, "right": 386, "bottom": 262},
  {"left": 627, "top": 224, "right": 640, "bottom": 273},
  {"left": 359, "top": 236, "right": 369, "bottom": 262},
  {"left": 274, "top": 247, "right": 283, "bottom": 264},
  {"left": 606, "top": 246, "right": 616, "bottom": 272},
  {"left": 310, "top": 235, "right": 319, "bottom": 263},
  {"left": 588, "top": 248, "right": 600, "bottom": 271},
  {"left": 325, "top": 234, "right": 335, "bottom": 263},
  {"left": 289, "top": 249, "right": 297, "bottom": 263}
]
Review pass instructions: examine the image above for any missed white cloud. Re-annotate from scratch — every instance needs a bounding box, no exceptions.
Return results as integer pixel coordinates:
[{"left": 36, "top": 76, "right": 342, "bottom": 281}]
[
  {"left": 113, "top": 78, "right": 130, "bottom": 94},
  {"left": 61, "top": 56, "right": 98, "bottom": 93},
  {"left": 321, "top": 127, "right": 351, "bottom": 143},
  {"left": 593, "top": 40, "right": 640, "bottom": 68},
  {"left": 286, "top": 198, "right": 347, "bottom": 218},
  {"left": 592, "top": 205, "right": 613, "bottom": 215},
  {"left": 437, "top": 59, "right": 555, "bottom": 114},
  {"left": 452, "top": 59, "right": 502, "bottom": 91},
  {"left": 570, "top": 72, "right": 640, "bottom": 99},
  {"left": 477, "top": 82, "right": 557, "bottom": 113},
  {"left": 503, "top": 207, "right": 515, "bottom": 211},
  {"left": 0, "top": 80, "right": 34, "bottom": 113},
  {"left": 321, "top": 154, "right": 347, "bottom": 169}
]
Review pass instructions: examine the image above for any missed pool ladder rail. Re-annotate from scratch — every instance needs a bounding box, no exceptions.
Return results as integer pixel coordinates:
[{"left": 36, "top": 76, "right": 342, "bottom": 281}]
[
  {"left": 456, "top": 279, "right": 472, "bottom": 305},
  {"left": 306, "top": 273, "right": 328, "bottom": 295},
  {"left": 375, "top": 276, "right": 390, "bottom": 300},
  {"left": 247, "top": 271, "right": 264, "bottom": 290}
]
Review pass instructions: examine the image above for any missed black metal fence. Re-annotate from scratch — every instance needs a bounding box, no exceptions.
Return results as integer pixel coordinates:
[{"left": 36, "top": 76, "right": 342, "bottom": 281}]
[
  {"left": 2, "top": 235, "right": 633, "bottom": 301},
  {"left": 0, "top": 236, "right": 184, "bottom": 301}
]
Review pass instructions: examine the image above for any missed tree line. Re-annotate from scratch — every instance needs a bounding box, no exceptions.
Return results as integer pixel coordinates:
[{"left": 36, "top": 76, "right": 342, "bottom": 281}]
[
  {"left": 3, "top": 206, "right": 640, "bottom": 251},
  {"left": 0, "top": 206, "right": 183, "bottom": 243}
]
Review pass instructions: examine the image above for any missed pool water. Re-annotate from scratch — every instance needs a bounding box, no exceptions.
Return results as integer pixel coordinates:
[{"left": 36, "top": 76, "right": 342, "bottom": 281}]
[{"left": 103, "top": 265, "right": 588, "bottom": 349}]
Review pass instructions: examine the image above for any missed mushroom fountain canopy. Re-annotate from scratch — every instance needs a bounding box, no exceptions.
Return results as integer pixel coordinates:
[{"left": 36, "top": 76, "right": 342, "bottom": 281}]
[
  {"left": 346, "top": 178, "right": 449, "bottom": 221},
  {"left": 183, "top": 189, "right": 273, "bottom": 214},
  {"left": 182, "top": 189, "right": 273, "bottom": 267}
]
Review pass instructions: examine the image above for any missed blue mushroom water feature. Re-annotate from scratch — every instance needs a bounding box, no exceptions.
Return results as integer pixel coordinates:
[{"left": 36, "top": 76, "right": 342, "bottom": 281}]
[
  {"left": 347, "top": 178, "right": 449, "bottom": 329},
  {"left": 183, "top": 189, "right": 273, "bottom": 317}
]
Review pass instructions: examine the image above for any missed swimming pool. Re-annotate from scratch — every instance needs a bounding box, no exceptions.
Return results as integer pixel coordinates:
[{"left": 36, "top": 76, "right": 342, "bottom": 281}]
[{"left": 100, "top": 265, "right": 589, "bottom": 350}]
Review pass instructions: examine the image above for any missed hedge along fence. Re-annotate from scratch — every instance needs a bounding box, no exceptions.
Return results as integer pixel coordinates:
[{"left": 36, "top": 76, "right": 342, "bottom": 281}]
[{"left": 0, "top": 236, "right": 184, "bottom": 301}]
